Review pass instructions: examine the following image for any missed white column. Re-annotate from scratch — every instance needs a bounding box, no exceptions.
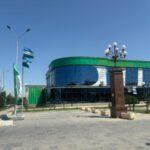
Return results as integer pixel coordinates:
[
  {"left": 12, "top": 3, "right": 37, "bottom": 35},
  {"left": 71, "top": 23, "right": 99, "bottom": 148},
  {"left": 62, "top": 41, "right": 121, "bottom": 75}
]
[
  {"left": 138, "top": 68, "right": 143, "bottom": 86},
  {"left": 93, "top": 67, "right": 107, "bottom": 86},
  {"left": 123, "top": 69, "right": 126, "bottom": 86}
]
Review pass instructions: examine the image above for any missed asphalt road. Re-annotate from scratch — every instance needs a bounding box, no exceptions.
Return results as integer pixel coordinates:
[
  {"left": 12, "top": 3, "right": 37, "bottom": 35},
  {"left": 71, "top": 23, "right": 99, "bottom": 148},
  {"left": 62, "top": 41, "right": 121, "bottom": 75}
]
[{"left": 0, "top": 110, "right": 150, "bottom": 150}]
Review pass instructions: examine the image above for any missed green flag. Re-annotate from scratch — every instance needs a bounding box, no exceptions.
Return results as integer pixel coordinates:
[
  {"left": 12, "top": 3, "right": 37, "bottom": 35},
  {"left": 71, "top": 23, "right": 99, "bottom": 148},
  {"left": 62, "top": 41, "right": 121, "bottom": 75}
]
[{"left": 13, "top": 64, "right": 22, "bottom": 99}]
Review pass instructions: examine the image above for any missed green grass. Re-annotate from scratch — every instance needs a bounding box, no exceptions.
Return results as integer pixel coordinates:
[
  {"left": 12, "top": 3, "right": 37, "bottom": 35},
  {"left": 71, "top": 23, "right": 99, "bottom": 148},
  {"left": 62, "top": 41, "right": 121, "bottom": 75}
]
[
  {"left": 94, "top": 106, "right": 109, "bottom": 109},
  {"left": 0, "top": 107, "right": 7, "bottom": 111},
  {"left": 23, "top": 105, "right": 110, "bottom": 113},
  {"left": 23, "top": 107, "right": 79, "bottom": 112},
  {"left": 131, "top": 109, "right": 150, "bottom": 114}
]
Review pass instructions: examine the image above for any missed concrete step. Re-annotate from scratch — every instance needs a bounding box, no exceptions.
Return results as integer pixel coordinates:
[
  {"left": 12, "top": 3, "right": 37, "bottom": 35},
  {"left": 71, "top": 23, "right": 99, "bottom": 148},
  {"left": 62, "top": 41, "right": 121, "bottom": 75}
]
[
  {"left": 121, "top": 112, "right": 135, "bottom": 120},
  {"left": 0, "top": 119, "right": 13, "bottom": 127}
]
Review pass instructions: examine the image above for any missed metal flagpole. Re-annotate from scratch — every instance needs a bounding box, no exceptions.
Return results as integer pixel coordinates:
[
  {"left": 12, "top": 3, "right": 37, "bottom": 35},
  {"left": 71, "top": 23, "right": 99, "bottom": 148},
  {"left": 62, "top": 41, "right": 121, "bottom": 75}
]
[
  {"left": 13, "top": 64, "right": 17, "bottom": 116},
  {"left": 16, "top": 38, "right": 19, "bottom": 65},
  {"left": 21, "top": 58, "right": 24, "bottom": 113},
  {"left": 14, "top": 38, "right": 19, "bottom": 116}
]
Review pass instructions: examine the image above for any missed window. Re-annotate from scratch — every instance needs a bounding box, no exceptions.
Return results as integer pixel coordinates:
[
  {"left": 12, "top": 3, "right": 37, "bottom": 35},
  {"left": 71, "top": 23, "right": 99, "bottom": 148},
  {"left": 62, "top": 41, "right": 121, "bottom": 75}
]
[
  {"left": 143, "top": 68, "right": 150, "bottom": 85},
  {"left": 49, "top": 66, "right": 98, "bottom": 87},
  {"left": 126, "top": 68, "right": 138, "bottom": 85}
]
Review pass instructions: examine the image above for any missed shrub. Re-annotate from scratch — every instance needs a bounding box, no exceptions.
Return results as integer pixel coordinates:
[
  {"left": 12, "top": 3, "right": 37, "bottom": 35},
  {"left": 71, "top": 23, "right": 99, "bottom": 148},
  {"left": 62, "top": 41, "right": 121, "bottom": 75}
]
[
  {"left": 125, "top": 95, "right": 138, "bottom": 111},
  {"left": 0, "top": 91, "right": 6, "bottom": 108},
  {"left": 23, "top": 97, "right": 28, "bottom": 110},
  {"left": 145, "top": 96, "right": 150, "bottom": 113},
  {"left": 6, "top": 93, "right": 15, "bottom": 105}
]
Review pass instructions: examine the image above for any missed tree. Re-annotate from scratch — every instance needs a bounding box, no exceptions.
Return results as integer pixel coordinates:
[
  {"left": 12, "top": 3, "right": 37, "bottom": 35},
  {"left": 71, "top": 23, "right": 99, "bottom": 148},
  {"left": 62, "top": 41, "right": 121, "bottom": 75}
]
[
  {"left": 145, "top": 97, "right": 150, "bottom": 113},
  {"left": 6, "top": 93, "right": 15, "bottom": 105},
  {"left": 125, "top": 95, "right": 138, "bottom": 111},
  {"left": 0, "top": 91, "right": 6, "bottom": 108},
  {"left": 23, "top": 97, "right": 28, "bottom": 110}
]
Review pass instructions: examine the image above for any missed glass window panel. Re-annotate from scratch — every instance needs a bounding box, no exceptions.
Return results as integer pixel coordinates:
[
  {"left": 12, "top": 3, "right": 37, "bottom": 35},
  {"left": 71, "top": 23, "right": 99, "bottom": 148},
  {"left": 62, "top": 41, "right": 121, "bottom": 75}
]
[
  {"left": 126, "top": 68, "right": 138, "bottom": 85},
  {"left": 50, "top": 65, "right": 98, "bottom": 87},
  {"left": 106, "top": 67, "right": 111, "bottom": 86},
  {"left": 143, "top": 68, "right": 150, "bottom": 85}
]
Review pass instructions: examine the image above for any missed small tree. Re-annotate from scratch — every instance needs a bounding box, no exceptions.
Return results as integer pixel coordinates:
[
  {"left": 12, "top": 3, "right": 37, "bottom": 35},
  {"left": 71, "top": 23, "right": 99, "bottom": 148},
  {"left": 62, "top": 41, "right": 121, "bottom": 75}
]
[
  {"left": 23, "top": 97, "right": 28, "bottom": 110},
  {"left": 125, "top": 95, "right": 138, "bottom": 111},
  {"left": 0, "top": 91, "right": 6, "bottom": 108},
  {"left": 6, "top": 93, "right": 15, "bottom": 105},
  {"left": 144, "top": 96, "right": 150, "bottom": 113}
]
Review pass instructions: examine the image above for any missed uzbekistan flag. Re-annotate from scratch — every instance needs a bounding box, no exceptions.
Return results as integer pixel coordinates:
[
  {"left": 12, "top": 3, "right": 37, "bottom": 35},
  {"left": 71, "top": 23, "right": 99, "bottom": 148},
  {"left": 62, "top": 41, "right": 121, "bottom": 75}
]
[{"left": 23, "top": 48, "right": 34, "bottom": 59}]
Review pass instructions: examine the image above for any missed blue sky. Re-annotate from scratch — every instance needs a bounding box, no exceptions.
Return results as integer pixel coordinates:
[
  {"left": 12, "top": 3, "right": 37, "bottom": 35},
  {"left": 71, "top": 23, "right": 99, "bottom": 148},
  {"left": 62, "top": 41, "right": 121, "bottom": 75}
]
[{"left": 0, "top": 0, "right": 150, "bottom": 93}]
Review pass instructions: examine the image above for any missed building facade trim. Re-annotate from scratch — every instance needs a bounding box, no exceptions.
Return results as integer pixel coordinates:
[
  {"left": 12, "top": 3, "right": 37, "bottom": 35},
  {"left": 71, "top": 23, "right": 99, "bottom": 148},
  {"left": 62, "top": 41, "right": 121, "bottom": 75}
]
[{"left": 49, "top": 57, "right": 150, "bottom": 71}]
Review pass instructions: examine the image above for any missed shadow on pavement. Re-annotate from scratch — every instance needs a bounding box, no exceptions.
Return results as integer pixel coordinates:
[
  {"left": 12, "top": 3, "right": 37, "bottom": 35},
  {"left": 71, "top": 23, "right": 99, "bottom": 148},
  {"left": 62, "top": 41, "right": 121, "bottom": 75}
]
[
  {"left": 76, "top": 115, "right": 110, "bottom": 119},
  {"left": 0, "top": 114, "right": 11, "bottom": 120}
]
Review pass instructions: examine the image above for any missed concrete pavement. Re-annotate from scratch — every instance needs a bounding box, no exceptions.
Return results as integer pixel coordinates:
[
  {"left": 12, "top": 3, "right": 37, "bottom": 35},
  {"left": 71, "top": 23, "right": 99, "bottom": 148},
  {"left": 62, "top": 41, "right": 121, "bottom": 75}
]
[{"left": 0, "top": 110, "right": 150, "bottom": 150}]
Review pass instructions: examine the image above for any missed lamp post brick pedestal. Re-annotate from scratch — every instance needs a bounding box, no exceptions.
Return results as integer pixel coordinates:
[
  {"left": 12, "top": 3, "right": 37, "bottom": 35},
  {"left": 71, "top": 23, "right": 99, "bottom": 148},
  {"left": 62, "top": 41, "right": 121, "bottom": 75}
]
[{"left": 110, "top": 68, "right": 127, "bottom": 118}]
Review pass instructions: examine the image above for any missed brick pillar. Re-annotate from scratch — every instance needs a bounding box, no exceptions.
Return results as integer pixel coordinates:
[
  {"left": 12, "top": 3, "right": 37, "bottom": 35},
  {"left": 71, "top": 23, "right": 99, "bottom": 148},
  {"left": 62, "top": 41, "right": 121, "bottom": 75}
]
[{"left": 110, "top": 68, "right": 127, "bottom": 118}]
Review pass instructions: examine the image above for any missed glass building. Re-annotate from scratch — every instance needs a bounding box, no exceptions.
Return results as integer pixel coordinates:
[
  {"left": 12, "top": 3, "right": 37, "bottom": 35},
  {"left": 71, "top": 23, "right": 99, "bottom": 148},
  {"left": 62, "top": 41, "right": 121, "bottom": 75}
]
[{"left": 46, "top": 57, "right": 150, "bottom": 103}]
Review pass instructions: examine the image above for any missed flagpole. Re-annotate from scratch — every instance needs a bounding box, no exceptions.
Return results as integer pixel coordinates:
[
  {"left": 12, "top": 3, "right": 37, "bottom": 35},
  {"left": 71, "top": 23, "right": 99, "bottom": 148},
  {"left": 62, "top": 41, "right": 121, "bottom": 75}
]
[
  {"left": 22, "top": 48, "right": 34, "bottom": 113},
  {"left": 21, "top": 60, "right": 24, "bottom": 113},
  {"left": 13, "top": 38, "right": 19, "bottom": 116},
  {"left": 13, "top": 64, "right": 17, "bottom": 116},
  {"left": 14, "top": 38, "right": 19, "bottom": 115},
  {"left": 16, "top": 39, "right": 19, "bottom": 65}
]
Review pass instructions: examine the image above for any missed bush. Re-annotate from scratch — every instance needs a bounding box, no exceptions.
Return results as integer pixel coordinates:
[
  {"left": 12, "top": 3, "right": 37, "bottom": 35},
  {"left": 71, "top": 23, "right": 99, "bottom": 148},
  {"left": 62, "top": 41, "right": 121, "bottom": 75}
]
[
  {"left": 145, "top": 96, "right": 150, "bottom": 113},
  {"left": 6, "top": 93, "right": 15, "bottom": 105},
  {"left": 0, "top": 91, "right": 6, "bottom": 108},
  {"left": 125, "top": 95, "right": 138, "bottom": 111},
  {"left": 23, "top": 97, "right": 28, "bottom": 110}
]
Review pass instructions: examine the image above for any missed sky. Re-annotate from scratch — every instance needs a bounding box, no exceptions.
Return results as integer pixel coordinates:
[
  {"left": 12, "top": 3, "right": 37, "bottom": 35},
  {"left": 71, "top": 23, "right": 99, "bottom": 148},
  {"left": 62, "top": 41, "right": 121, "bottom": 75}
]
[{"left": 0, "top": 0, "right": 150, "bottom": 93}]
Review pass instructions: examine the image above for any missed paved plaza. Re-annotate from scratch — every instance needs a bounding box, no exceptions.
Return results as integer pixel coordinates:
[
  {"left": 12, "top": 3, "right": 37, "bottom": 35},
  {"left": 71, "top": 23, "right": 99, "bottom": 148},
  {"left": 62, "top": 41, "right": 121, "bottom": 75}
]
[{"left": 0, "top": 110, "right": 150, "bottom": 150}]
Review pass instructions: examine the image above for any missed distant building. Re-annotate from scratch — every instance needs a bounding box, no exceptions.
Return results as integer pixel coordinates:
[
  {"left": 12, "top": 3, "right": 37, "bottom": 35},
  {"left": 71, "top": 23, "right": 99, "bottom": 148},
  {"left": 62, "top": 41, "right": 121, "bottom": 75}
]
[
  {"left": 25, "top": 85, "right": 46, "bottom": 106},
  {"left": 46, "top": 57, "right": 150, "bottom": 103}
]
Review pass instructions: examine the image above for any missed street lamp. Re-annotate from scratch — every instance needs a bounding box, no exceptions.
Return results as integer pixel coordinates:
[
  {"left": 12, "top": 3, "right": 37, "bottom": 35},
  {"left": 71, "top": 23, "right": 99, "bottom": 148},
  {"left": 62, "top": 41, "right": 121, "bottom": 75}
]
[
  {"left": 7, "top": 25, "right": 31, "bottom": 117},
  {"left": 6, "top": 25, "right": 31, "bottom": 66},
  {"left": 104, "top": 42, "right": 127, "bottom": 118},
  {"left": 105, "top": 42, "right": 127, "bottom": 66}
]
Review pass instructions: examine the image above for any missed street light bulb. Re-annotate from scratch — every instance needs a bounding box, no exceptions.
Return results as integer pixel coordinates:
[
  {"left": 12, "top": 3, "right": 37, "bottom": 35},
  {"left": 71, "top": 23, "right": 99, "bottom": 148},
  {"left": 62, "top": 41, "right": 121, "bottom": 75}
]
[
  {"left": 121, "top": 50, "right": 127, "bottom": 58},
  {"left": 113, "top": 42, "right": 118, "bottom": 46},
  {"left": 108, "top": 44, "right": 112, "bottom": 49},
  {"left": 122, "top": 45, "right": 126, "bottom": 49},
  {"left": 123, "top": 50, "right": 127, "bottom": 54},
  {"left": 105, "top": 49, "right": 110, "bottom": 55},
  {"left": 115, "top": 47, "right": 119, "bottom": 51}
]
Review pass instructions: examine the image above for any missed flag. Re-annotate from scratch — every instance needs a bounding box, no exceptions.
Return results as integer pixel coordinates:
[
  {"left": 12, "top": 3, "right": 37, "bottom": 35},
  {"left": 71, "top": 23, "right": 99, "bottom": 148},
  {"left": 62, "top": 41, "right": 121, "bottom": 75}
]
[
  {"left": 22, "top": 59, "right": 31, "bottom": 68},
  {"left": 7, "top": 25, "right": 11, "bottom": 30},
  {"left": 23, "top": 48, "right": 34, "bottom": 59},
  {"left": 13, "top": 64, "right": 22, "bottom": 98}
]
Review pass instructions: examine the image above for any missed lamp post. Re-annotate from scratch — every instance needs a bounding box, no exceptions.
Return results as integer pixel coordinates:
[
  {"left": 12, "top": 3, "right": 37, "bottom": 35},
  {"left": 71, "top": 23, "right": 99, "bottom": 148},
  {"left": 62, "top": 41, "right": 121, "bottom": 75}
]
[
  {"left": 6, "top": 25, "right": 31, "bottom": 66},
  {"left": 7, "top": 25, "right": 31, "bottom": 116},
  {"left": 104, "top": 42, "right": 127, "bottom": 118}
]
